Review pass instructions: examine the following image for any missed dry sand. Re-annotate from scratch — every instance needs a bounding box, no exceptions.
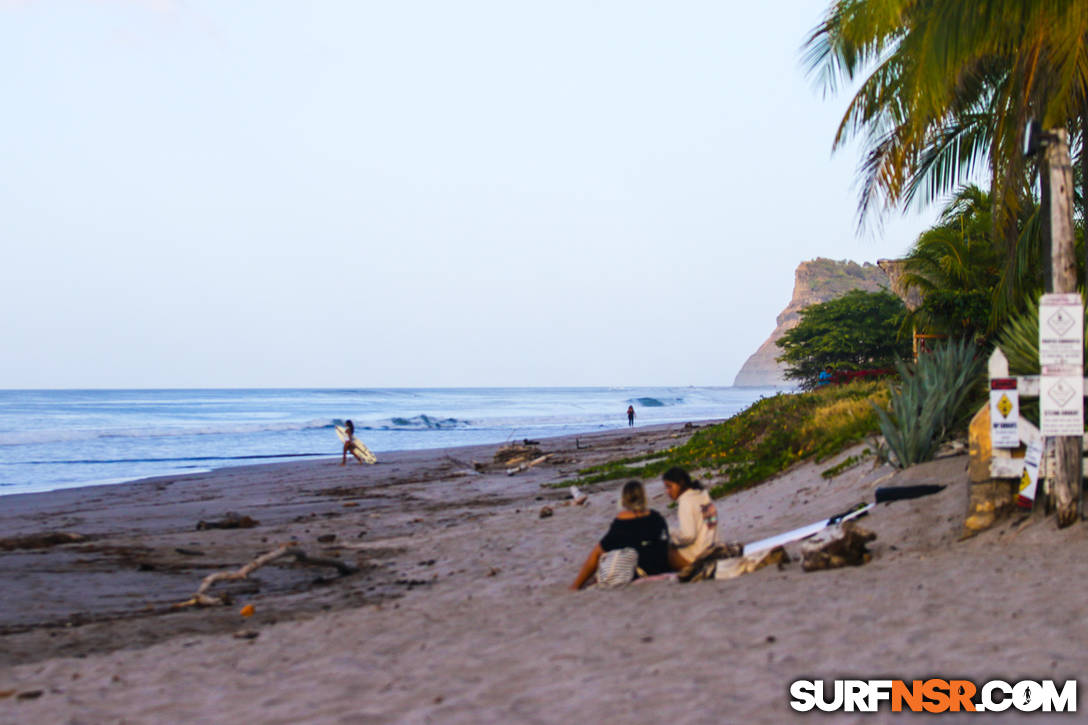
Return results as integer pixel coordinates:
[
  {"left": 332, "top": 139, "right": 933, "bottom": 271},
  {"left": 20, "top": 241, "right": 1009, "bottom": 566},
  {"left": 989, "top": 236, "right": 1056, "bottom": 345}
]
[{"left": 1, "top": 421, "right": 1086, "bottom": 724}]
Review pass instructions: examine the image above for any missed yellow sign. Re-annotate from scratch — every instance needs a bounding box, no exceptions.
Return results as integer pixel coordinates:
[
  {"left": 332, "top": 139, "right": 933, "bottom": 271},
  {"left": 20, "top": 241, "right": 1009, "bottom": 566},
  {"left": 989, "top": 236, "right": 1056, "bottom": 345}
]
[
  {"left": 989, "top": 379, "right": 1019, "bottom": 448},
  {"left": 1019, "top": 468, "right": 1031, "bottom": 493}
]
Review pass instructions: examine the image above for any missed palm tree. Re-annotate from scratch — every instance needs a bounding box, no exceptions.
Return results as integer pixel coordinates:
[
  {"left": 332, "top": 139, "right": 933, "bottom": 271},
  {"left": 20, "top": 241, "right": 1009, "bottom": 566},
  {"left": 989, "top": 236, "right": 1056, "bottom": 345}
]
[
  {"left": 806, "top": 0, "right": 1088, "bottom": 525},
  {"left": 900, "top": 186, "right": 999, "bottom": 294},
  {"left": 898, "top": 185, "right": 1024, "bottom": 341},
  {"left": 805, "top": 0, "right": 1088, "bottom": 276}
]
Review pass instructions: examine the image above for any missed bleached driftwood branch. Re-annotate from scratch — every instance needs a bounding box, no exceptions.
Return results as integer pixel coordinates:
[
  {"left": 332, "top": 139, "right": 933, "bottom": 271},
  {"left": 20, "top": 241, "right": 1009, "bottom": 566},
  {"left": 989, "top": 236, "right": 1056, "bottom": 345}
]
[
  {"left": 174, "top": 542, "right": 357, "bottom": 608},
  {"left": 506, "top": 454, "right": 550, "bottom": 475}
]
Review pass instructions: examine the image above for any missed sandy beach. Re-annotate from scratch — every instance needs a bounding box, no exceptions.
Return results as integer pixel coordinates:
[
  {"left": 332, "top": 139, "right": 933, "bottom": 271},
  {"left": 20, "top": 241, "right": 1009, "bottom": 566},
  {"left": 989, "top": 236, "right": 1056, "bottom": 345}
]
[{"left": 1, "top": 420, "right": 1086, "bottom": 724}]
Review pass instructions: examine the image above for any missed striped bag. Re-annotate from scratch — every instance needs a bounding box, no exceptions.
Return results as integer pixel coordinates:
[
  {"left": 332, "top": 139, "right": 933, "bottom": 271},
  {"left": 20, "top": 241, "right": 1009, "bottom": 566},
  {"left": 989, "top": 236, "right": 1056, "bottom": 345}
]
[{"left": 596, "top": 547, "right": 638, "bottom": 588}]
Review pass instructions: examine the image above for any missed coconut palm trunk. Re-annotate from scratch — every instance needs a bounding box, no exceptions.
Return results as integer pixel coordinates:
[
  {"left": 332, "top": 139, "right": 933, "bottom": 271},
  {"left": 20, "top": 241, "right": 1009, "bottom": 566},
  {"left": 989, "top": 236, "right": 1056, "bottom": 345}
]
[
  {"left": 1082, "top": 112, "right": 1088, "bottom": 287},
  {"left": 1044, "top": 129, "right": 1082, "bottom": 527}
]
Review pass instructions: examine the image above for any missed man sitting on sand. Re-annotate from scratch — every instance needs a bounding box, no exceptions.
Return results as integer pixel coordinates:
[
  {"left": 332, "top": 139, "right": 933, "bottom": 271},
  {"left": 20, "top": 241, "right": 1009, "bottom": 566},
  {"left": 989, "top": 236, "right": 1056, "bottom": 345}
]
[
  {"left": 570, "top": 480, "right": 670, "bottom": 590},
  {"left": 662, "top": 466, "right": 719, "bottom": 570}
]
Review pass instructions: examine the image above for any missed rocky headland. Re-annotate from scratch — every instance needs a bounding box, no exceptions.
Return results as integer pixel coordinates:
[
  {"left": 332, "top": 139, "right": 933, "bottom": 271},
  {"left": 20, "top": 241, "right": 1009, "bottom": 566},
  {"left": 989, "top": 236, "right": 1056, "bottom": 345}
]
[{"left": 732, "top": 258, "right": 890, "bottom": 387}]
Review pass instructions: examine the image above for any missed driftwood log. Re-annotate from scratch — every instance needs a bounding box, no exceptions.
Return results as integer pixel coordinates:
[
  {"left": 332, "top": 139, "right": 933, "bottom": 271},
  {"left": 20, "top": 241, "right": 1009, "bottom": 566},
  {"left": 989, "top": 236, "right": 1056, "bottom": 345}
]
[
  {"left": 195, "top": 512, "right": 259, "bottom": 531},
  {"left": 801, "top": 521, "right": 876, "bottom": 572},
  {"left": 493, "top": 443, "right": 541, "bottom": 465},
  {"left": 0, "top": 532, "right": 85, "bottom": 551},
  {"left": 506, "top": 454, "right": 550, "bottom": 475},
  {"left": 474, "top": 443, "right": 546, "bottom": 473},
  {"left": 174, "top": 542, "right": 357, "bottom": 608}
]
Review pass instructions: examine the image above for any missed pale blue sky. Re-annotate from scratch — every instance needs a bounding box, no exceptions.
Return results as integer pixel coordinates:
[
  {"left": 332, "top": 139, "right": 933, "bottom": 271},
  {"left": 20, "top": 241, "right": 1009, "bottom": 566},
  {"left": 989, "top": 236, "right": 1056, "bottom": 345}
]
[{"left": 1, "top": 1, "right": 937, "bottom": 388}]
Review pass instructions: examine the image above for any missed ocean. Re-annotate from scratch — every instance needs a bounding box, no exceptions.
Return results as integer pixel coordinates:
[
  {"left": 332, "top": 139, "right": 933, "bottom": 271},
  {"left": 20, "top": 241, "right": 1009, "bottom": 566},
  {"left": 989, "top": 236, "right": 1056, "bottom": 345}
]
[{"left": 0, "top": 387, "right": 776, "bottom": 497}]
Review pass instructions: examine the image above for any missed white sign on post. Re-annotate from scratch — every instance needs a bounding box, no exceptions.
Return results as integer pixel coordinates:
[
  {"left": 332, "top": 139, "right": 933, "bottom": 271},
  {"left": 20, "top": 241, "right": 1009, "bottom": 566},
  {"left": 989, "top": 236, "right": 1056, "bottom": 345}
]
[
  {"left": 1040, "top": 366, "right": 1084, "bottom": 436},
  {"left": 1039, "top": 293, "right": 1083, "bottom": 367},
  {"left": 1038, "top": 293, "right": 1084, "bottom": 437},
  {"left": 989, "top": 377, "right": 1020, "bottom": 448}
]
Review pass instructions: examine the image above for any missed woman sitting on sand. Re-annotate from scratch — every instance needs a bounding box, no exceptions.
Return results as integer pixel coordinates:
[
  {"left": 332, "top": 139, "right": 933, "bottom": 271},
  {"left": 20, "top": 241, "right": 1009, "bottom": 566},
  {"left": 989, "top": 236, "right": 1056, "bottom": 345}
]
[
  {"left": 662, "top": 466, "right": 719, "bottom": 570},
  {"left": 570, "top": 480, "right": 670, "bottom": 590}
]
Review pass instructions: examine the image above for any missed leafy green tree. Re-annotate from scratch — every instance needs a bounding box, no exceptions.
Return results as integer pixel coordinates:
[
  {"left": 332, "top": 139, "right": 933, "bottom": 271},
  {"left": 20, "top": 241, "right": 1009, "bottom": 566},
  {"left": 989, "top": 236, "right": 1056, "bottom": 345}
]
[
  {"left": 898, "top": 182, "right": 1081, "bottom": 342},
  {"left": 776, "top": 290, "right": 911, "bottom": 388},
  {"left": 899, "top": 185, "right": 1007, "bottom": 341}
]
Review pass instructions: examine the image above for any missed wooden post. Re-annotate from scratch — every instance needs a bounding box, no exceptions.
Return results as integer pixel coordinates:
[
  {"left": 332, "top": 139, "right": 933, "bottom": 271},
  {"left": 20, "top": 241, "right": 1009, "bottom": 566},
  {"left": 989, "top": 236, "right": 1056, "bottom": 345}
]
[
  {"left": 988, "top": 348, "right": 1011, "bottom": 477},
  {"left": 1041, "top": 159, "right": 1053, "bottom": 292},
  {"left": 1044, "top": 128, "right": 1082, "bottom": 527}
]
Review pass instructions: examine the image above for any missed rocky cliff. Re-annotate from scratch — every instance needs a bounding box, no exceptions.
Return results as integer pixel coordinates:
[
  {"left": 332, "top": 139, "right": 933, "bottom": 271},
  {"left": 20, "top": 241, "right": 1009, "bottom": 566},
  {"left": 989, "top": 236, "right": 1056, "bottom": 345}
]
[{"left": 732, "top": 258, "right": 891, "bottom": 387}]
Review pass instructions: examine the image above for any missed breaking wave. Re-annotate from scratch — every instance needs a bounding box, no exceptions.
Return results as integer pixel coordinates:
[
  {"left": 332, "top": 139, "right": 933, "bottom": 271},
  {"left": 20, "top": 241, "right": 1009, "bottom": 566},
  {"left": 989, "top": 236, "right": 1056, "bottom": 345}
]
[
  {"left": 628, "top": 397, "right": 684, "bottom": 408},
  {"left": 377, "top": 415, "right": 471, "bottom": 430}
]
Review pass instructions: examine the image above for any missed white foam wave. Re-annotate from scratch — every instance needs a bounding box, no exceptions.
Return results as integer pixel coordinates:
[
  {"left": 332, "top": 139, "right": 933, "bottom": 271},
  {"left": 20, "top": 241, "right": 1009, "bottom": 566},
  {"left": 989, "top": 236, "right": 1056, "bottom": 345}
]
[{"left": 0, "top": 419, "right": 335, "bottom": 447}]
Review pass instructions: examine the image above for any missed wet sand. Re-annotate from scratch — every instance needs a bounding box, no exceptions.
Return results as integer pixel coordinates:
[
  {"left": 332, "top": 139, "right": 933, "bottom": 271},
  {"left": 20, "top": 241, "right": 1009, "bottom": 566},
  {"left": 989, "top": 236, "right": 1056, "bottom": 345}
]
[{"left": 1, "top": 422, "right": 1086, "bottom": 723}]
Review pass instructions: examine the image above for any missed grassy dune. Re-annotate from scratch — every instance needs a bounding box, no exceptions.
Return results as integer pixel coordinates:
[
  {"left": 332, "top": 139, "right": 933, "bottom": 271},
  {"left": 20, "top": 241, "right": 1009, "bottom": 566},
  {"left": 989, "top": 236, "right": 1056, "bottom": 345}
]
[{"left": 556, "top": 381, "right": 889, "bottom": 498}]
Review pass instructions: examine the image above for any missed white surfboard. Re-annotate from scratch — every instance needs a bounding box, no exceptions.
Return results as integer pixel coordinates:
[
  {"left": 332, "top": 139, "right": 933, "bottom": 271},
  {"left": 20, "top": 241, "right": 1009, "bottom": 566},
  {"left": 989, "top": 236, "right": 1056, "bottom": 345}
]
[
  {"left": 742, "top": 502, "right": 873, "bottom": 556},
  {"left": 335, "top": 425, "right": 377, "bottom": 464}
]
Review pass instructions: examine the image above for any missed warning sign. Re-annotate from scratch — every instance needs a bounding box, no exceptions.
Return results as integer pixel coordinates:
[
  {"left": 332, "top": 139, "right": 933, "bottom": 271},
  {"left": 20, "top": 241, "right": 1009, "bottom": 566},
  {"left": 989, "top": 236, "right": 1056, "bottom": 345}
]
[
  {"left": 1040, "top": 366, "right": 1084, "bottom": 436},
  {"left": 1017, "top": 438, "right": 1044, "bottom": 509},
  {"left": 1039, "top": 293, "right": 1084, "bottom": 368},
  {"left": 989, "top": 377, "right": 1019, "bottom": 448}
]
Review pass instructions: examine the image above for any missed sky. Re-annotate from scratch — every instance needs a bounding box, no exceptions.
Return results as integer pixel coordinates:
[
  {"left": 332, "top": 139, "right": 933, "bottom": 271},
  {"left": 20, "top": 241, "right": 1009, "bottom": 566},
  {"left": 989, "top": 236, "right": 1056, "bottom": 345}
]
[{"left": 0, "top": 1, "right": 941, "bottom": 389}]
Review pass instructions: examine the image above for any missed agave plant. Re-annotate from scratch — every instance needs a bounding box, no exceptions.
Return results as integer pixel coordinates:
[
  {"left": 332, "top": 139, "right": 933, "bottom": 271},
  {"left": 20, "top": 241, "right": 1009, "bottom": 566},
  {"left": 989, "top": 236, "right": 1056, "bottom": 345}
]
[{"left": 873, "top": 338, "right": 984, "bottom": 468}]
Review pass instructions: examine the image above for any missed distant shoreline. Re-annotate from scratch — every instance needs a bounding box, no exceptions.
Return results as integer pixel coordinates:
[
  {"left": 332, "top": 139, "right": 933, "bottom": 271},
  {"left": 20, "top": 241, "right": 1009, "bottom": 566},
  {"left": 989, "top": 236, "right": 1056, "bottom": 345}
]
[
  {"left": 0, "top": 419, "right": 719, "bottom": 503},
  {"left": 0, "top": 386, "right": 770, "bottom": 497}
]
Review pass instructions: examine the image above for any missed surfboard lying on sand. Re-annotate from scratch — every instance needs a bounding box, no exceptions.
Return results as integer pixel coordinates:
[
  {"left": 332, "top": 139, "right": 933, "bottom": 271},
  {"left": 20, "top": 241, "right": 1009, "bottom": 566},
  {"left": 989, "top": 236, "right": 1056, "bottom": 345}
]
[
  {"left": 740, "top": 484, "right": 949, "bottom": 557},
  {"left": 335, "top": 426, "right": 377, "bottom": 464},
  {"left": 742, "top": 502, "right": 873, "bottom": 556}
]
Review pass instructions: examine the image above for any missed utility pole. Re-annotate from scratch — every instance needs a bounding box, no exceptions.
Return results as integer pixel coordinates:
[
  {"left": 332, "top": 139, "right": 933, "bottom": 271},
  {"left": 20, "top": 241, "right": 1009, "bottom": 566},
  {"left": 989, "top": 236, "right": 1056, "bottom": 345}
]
[{"left": 1042, "top": 128, "right": 1082, "bottom": 526}]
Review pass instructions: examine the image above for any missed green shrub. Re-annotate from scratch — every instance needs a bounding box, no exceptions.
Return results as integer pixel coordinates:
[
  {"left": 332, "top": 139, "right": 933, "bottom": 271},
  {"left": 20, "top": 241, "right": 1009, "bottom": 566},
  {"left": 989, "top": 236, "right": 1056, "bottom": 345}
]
[
  {"left": 873, "top": 338, "right": 983, "bottom": 467},
  {"left": 776, "top": 289, "right": 911, "bottom": 389},
  {"left": 550, "top": 381, "right": 888, "bottom": 498}
]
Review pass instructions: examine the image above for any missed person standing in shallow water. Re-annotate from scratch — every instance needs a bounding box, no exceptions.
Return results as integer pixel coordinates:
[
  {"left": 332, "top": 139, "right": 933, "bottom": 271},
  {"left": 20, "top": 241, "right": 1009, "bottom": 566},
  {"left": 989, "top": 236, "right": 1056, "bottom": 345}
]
[{"left": 627, "top": 405, "right": 635, "bottom": 426}]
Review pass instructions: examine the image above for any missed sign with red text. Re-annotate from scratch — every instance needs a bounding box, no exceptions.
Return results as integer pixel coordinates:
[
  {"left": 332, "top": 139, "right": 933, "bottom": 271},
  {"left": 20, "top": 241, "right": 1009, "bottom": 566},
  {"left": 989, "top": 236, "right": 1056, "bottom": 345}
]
[{"left": 989, "top": 378, "right": 1019, "bottom": 448}]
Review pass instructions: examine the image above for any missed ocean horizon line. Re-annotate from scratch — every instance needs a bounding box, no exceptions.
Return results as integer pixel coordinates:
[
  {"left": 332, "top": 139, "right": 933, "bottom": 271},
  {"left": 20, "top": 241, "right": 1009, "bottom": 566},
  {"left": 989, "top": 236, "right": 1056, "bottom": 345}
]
[{"left": 0, "top": 383, "right": 784, "bottom": 393}]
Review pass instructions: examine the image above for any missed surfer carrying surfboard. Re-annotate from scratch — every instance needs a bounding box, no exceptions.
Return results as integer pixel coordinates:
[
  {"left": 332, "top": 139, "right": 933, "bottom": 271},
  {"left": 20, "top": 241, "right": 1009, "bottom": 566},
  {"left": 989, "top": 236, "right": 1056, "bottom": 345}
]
[
  {"left": 340, "top": 420, "right": 357, "bottom": 465},
  {"left": 336, "top": 420, "right": 377, "bottom": 465}
]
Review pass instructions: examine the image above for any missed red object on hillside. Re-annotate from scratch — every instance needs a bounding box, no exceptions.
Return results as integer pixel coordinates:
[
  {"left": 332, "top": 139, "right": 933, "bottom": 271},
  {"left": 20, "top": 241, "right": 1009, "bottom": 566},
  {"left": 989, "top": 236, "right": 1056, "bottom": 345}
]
[{"left": 830, "top": 369, "right": 894, "bottom": 384}]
